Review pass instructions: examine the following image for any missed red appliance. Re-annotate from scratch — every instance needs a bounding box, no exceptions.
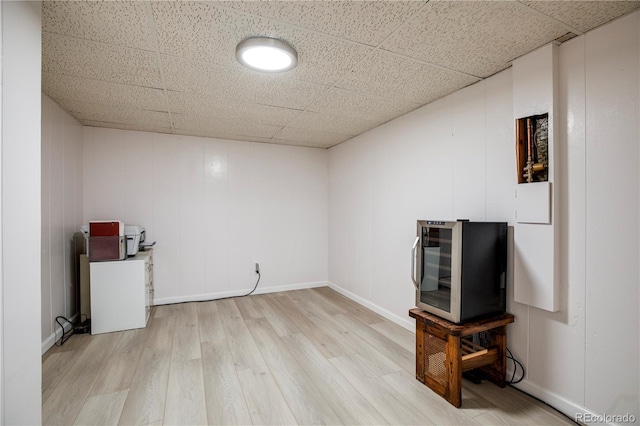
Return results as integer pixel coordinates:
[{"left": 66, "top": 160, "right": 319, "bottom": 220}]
[{"left": 89, "top": 221, "right": 125, "bottom": 262}]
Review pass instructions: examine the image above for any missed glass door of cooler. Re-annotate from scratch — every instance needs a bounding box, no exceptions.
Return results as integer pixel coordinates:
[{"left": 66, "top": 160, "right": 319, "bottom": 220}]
[{"left": 419, "top": 225, "right": 453, "bottom": 313}]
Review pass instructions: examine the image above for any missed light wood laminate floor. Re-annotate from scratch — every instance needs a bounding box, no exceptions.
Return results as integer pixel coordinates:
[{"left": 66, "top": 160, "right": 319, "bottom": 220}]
[{"left": 42, "top": 287, "right": 575, "bottom": 425}]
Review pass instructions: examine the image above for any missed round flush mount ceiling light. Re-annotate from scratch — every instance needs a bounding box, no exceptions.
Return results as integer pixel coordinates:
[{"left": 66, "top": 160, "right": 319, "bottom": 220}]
[{"left": 236, "top": 37, "right": 298, "bottom": 72}]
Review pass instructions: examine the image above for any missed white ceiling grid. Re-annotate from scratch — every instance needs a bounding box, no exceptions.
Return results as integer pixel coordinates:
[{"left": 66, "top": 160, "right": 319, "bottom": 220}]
[{"left": 41, "top": 0, "right": 640, "bottom": 149}]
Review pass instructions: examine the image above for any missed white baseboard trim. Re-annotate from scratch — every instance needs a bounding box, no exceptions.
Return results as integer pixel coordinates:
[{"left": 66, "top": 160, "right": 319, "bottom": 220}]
[
  {"left": 153, "top": 281, "right": 328, "bottom": 306},
  {"left": 326, "top": 281, "right": 415, "bottom": 331},
  {"left": 41, "top": 313, "right": 79, "bottom": 355},
  {"left": 509, "top": 377, "right": 610, "bottom": 425}
]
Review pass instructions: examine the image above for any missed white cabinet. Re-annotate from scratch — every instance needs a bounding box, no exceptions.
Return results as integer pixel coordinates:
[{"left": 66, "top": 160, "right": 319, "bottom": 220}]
[{"left": 90, "top": 250, "right": 153, "bottom": 334}]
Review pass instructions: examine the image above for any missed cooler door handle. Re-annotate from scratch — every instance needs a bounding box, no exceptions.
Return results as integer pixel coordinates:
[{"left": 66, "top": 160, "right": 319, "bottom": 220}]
[{"left": 411, "top": 237, "right": 419, "bottom": 290}]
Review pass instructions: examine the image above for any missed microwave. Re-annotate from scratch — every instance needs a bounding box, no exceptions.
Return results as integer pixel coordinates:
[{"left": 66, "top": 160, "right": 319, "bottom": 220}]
[{"left": 411, "top": 220, "right": 507, "bottom": 323}]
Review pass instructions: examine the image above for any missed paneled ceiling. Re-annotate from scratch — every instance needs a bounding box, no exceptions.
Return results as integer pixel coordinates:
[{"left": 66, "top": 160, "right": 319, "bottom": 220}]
[{"left": 42, "top": 1, "right": 640, "bottom": 149}]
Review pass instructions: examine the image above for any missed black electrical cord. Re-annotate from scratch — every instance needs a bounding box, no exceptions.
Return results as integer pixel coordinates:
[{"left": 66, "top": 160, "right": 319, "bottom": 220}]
[
  {"left": 55, "top": 314, "right": 91, "bottom": 346},
  {"left": 243, "top": 271, "right": 261, "bottom": 297},
  {"left": 55, "top": 316, "right": 74, "bottom": 346},
  {"left": 214, "top": 271, "right": 261, "bottom": 302},
  {"left": 506, "top": 348, "right": 525, "bottom": 384}
]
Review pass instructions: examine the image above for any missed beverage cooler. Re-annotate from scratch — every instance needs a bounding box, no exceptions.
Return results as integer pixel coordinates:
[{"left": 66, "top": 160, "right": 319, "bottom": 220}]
[{"left": 411, "top": 220, "right": 508, "bottom": 323}]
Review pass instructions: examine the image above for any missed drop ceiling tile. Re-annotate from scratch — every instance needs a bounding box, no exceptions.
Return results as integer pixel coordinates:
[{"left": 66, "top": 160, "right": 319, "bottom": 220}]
[
  {"left": 337, "top": 50, "right": 480, "bottom": 104},
  {"left": 162, "top": 56, "right": 328, "bottom": 110},
  {"left": 167, "top": 91, "right": 300, "bottom": 127},
  {"left": 286, "top": 111, "right": 381, "bottom": 136},
  {"left": 273, "top": 127, "right": 352, "bottom": 146},
  {"left": 307, "top": 87, "right": 421, "bottom": 123},
  {"left": 172, "top": 113, "right": 282, "bottom": 139},
  {"left": 231, "top": 70, "right": 330, "bottom": 111},
  {"left": 83, "top": 121, "right": 173, "bottom": 135},
  {"left": 217, "top": 1, "right": 425, "bottom": 46},
  {"left": 518, "top": 1, "right": 640, "bottom": 33},
  {"left": 43, "top": 73, "right": 166, "bottom": 112},
  {"left": 55, "top": 99, "right": 171, "bottom": 128},
  {"left": 151, "top": 2, "right": 372, "bottom": 85},
  {"left": 161, "top": 56, "right": 239, "bottom": 96},
  {"left": 42, "top": 32, "right": 162, "bottom": 87},
  {"left": 381, "top": 0, "right": 569, "bottom": 77},
  {"left": 42, "top": 1, "right": 155, "bottom": 51}
]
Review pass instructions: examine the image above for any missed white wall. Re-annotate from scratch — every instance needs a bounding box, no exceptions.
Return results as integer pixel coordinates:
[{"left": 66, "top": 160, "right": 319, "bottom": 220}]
[
  {"left": 328, "top": 11, "right": 639, "bottom": 423},
  {"left": 41, "top": 94, "right": 83, "bottom": 353},
  {"left": 583, "top": 12, "right": 639, "bottom": 419},
  {"left": 83, "top": 128, "right": 328, "bottom": 304},
  {"left": 1, "top": 1, "right": 42, "bottom": 424}
]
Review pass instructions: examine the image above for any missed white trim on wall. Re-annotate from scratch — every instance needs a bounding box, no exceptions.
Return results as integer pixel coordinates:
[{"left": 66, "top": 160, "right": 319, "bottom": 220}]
[
  {"left": 511, "top": 379, "right": 602, "bottom": 425},
  {"left": 0, "top": 0, "right": 4, "bottom": 420},
  {"left": 153, "top": 281, "right": 328, "bottom": 306},
  {"left": 327, "top": 281, "right": 414, "bottom": 331}
]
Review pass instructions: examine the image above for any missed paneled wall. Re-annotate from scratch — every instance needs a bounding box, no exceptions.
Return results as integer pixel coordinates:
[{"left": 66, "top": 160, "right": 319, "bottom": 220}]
[
  {"left": 328, "top": 11, "right": 639, "bottom": 422},
  {"left": 83, "top": 128, "right": 328, "bottom": 304},
  {"left": 583, "top": 12, "right": 639, "bottom": 417},
  {"left": 41, "top": 94, "right": 83, "bottom": 352}
]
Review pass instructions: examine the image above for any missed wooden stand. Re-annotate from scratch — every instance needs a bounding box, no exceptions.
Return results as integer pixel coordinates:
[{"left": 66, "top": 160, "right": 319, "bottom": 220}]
[{"left": 409, "top": 309, "right": 515, "bottom": 407}]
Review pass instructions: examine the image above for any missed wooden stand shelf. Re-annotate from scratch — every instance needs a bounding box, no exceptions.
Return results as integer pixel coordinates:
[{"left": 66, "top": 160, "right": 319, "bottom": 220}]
[{"left": 409, "top": 308, "right": 515, "bottom": 407}]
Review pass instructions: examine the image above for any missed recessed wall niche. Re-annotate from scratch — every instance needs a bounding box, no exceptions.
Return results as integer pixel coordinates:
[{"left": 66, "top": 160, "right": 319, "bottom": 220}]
[{"left": 516, "top": 113, "right": 549, "bottom": 184}]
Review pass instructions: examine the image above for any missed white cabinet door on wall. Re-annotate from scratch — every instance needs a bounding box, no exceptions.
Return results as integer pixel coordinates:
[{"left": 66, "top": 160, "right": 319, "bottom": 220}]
[{"left": 90, "top": 250, "right": 153, "bottom": 334}]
